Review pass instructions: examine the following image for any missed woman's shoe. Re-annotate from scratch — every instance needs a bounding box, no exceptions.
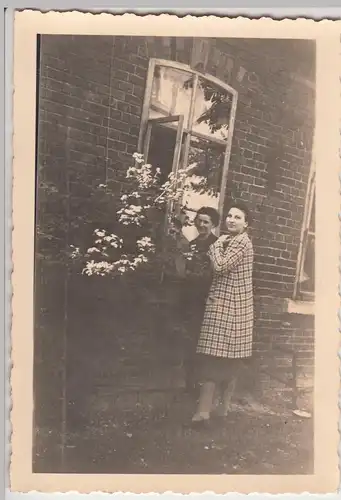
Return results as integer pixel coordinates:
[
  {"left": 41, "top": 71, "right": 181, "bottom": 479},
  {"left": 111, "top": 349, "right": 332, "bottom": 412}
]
[
  {"left": 190, "top": 418, "right": 210, "bottom": 430},
  {"left": 189, "top": 412, "right": 210, "bottom": 429}
]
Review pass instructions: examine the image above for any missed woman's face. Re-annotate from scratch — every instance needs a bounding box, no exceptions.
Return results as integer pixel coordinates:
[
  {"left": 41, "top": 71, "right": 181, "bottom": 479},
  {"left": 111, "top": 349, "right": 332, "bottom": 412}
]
[
  {"left": 195, "top": 214, "right": 214, "bottom": 238},
  {"left": 225, "top": 207, "right": 248, "bottom": 235}
]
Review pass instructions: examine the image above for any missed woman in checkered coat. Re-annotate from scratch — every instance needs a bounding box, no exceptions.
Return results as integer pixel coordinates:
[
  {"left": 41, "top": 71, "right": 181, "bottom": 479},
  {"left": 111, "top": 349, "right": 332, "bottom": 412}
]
[{"left": 191, "top": 203, "right": 254, "bottom": 425}]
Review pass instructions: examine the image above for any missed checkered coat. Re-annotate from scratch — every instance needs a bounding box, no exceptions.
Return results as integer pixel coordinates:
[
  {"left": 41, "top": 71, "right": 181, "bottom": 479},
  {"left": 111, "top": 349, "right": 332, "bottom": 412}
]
[{"left": 196, "top": 231, "right": 254, "bottom": 359}]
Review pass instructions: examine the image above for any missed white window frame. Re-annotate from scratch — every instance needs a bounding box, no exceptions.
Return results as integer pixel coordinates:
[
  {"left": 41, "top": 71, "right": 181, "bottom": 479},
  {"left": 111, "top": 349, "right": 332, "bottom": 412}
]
[
  {"left": 137, "top": 58, "right": 238, "bottom": 235},
  {"left": 293, "top": 163, "right": 316, "bottom": 301},
  {"left": 286, "top": 153, "right": 315, "bottom": 315}
]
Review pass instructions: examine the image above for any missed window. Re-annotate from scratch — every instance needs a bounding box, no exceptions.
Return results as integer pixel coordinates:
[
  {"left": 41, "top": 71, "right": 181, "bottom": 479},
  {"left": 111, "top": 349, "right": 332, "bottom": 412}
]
[
  {"left": 138, "top": 58, "right": 238, "bottom": 240},
  {"left": 293, "top": 162, "right": 316, "bottom": 302}
]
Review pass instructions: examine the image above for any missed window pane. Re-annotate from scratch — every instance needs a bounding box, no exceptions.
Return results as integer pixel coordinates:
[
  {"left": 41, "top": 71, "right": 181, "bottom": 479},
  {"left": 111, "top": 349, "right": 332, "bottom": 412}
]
[
  {"left": 180, "top": 136, "right": 224, "bottom": 240},
  {"left": 150, "top": 65, "right": 194, "bottom": 128},
  {"left": 299, "top": 233, "right": 315, "bottom": 294},
  {"left": 145, "top": 123, "right": 186, "bottom": 241},
  {"left": 192, "top": 77, "right": 233, "bottom": 141},
  {"left": 146, "top": 124, "right": 178, "bottom": 183}
]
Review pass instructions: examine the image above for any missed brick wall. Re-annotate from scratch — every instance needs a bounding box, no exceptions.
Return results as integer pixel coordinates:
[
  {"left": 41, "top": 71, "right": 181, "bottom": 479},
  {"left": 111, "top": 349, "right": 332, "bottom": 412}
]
[
  {"left": 216, "top": 39, "right": 314, "bottom": 302},
  {"left": 103, "top": 36, "right": 315, "bottom": 305},
  {"left": 35, "top": 36, "right": 315, "bottom": 441},
  {"left": 208, "top": 39, "right": 315, "bottom": 384},
  {"left": 35, "top": 35, "right": 112, "bottom": 466}
]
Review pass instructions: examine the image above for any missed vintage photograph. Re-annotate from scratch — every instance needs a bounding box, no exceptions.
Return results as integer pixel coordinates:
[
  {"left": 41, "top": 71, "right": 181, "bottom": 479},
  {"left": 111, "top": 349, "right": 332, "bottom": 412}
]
[
  {"left": 10, "top": 11, "right": 341, "bottom": 495},
  {"left": 32, "top": 34, "right": 316, "bottom": 475}
]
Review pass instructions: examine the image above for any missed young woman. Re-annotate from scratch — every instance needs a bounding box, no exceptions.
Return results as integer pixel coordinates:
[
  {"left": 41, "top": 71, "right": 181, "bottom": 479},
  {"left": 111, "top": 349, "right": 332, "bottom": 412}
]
[{"left": 191, "top": 202, "right": 254, "bottom": 425}]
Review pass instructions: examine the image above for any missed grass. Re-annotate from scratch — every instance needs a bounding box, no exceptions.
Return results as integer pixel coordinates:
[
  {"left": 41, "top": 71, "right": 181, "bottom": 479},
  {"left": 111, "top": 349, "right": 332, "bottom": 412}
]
[
  {"left": 34, "top": 390, "right": 313, "bottom": 475},
  {"left": 33, "top": 278, "right": 314, "bottom": 475}
]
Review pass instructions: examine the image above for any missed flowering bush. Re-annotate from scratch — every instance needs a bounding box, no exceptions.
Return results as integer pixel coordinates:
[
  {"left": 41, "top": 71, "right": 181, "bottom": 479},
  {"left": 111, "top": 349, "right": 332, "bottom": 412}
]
[{"left": 70, "top": 152, "right": 196, "bottom": 278}]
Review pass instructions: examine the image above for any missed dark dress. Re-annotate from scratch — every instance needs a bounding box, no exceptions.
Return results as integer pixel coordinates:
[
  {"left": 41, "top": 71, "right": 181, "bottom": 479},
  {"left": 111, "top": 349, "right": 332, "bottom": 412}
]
[
  {"left": 159, "top": 231, "right": 190, "bottom": 337},
  {"left": 183, "top": 232, "right": 217, "bottom": 392}
]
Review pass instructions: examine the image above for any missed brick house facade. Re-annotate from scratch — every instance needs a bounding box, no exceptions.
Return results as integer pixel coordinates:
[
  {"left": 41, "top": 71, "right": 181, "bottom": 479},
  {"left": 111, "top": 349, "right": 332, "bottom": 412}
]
[{"left": 34, "top": 35, "right": 315, "bottom": 460}]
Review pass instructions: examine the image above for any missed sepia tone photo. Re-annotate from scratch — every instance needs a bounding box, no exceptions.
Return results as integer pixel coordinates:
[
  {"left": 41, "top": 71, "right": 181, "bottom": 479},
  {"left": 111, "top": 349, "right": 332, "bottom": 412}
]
[
  {"left": 33, "top": 33, "right": 317, "bottom": 475},
  {"left": 10, "top": 12, "right": 340, "bottom": 494}
]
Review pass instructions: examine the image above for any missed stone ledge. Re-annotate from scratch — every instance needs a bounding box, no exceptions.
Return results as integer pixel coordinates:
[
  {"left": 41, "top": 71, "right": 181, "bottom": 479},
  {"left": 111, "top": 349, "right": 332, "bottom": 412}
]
[
  {"left": 256, "top": 295, "right": 315, "bottom": 316},
  {"left": 284, "top": 299, "right": 314, "bottom": 316}
]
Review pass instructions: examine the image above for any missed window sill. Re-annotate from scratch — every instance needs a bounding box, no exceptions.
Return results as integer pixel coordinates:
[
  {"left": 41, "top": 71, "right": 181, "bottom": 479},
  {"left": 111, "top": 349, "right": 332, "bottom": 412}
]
[{"left": 284, "top": 298, "right": 315, "bottom": 316}]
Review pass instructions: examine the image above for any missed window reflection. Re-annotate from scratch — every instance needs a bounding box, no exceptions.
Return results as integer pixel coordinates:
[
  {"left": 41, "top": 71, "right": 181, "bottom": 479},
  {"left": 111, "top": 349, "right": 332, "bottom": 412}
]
[
  {"left": 150, "top": 66, "right": 233, "bottom": 142},
  {"left": 150, "top": 66, "right": 193, "bottom": 128},
  {"left": 146, "top": 62, "right": 236, "bottom": 241},
  {"left": 192, "top": 78, "right": 232, "bottom": 141},
  {"left": 181, "top": 137, "right": 224, "bottom": 240}
]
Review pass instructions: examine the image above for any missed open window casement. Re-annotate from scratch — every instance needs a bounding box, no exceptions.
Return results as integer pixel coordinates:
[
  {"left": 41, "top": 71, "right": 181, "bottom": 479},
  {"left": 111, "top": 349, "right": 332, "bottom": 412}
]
[
  {"left": 143, "top": 113, "right": 185, "bottom": 232},
  {"left": 138, "top": 58, "right": 238, "bottom": 241}
]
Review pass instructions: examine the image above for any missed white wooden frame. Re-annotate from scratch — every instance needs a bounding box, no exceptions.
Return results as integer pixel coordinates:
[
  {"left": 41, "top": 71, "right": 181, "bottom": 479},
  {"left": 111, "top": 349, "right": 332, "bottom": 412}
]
[
  {"left": 138, "top": 58, "right": 238, "bottom": 235},
  {"left": 143, "top": 114, "right": 185, "bottom": 231},
  {"left": 293, "top": 159, "right": 316, "bottom": 301},
  {"left": 143, "top": 114, "right": 185, "bottom": 181}
]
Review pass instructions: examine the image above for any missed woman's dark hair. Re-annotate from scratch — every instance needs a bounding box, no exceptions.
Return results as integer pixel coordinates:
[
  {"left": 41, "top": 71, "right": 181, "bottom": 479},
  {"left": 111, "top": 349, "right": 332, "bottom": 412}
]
[
  {"left": 227, "top": 202, "right": 252, "bottom": 225},
  {"left": 195, "top": 206, "right": 220, "bottom": 227}
]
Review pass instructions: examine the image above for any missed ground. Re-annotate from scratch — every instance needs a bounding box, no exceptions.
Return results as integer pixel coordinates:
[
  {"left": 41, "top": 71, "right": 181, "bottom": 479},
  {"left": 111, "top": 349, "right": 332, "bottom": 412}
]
[
  {"left": 33, "top": 276, "right": 314, "bottom": 475},
  {"left": 35, "top": 388, "right": 313, "bottom": 475}
]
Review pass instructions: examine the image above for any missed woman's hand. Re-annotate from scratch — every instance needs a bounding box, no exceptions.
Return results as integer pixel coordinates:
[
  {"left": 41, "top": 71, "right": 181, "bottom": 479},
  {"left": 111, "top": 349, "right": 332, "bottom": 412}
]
[{"left": 217, "top": 234, "right": 231, "bottom": 245}]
